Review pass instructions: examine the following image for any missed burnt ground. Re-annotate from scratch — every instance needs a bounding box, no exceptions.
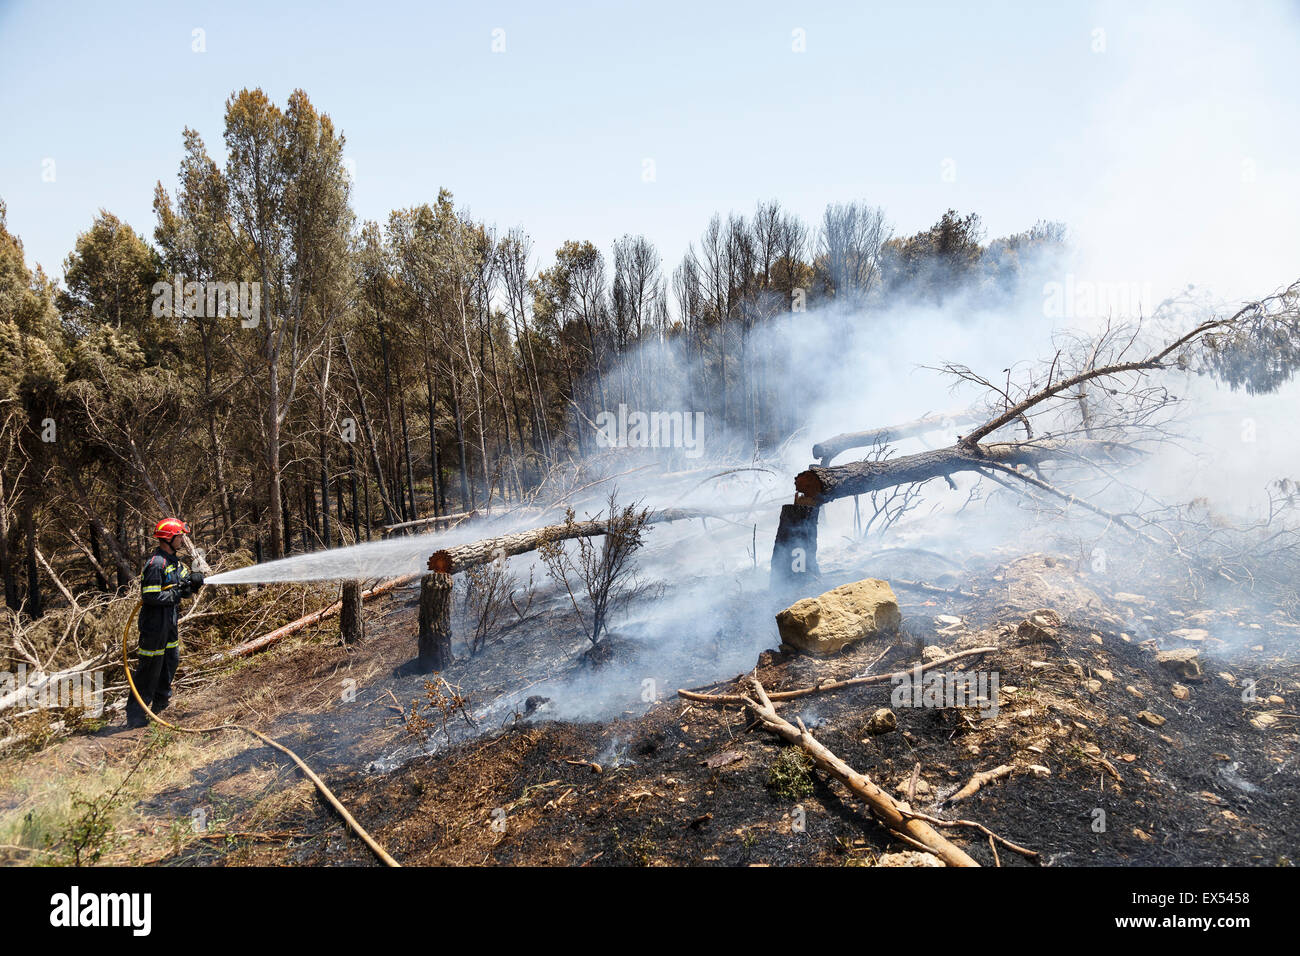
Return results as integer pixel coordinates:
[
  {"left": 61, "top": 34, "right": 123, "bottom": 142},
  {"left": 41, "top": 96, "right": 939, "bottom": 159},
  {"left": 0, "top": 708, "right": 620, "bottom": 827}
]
[{"left": 2, "top": 545, "right": 1297, "bottom": 867}]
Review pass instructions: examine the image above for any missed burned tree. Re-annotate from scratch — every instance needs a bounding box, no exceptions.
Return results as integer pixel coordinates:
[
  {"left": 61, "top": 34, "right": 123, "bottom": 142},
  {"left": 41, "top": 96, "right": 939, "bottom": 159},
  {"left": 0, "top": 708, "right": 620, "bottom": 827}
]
[
  {"left": 769, "top": 504, "right": 820, "bottom": 592},
  {"left": 413, "top": 571, "right": 454, "bottom": 673},
  {"left": 339, "top": 580, "right": 364, "bottom": 645},
  {"left": 788, "top": 280, "right": 1300, "bottom": 581},
  {"left": 539, "top": 491, "right": 654, "bottom": 648},
  {"left": 463, "top": 554, "right": 533, "bottom": 655}
]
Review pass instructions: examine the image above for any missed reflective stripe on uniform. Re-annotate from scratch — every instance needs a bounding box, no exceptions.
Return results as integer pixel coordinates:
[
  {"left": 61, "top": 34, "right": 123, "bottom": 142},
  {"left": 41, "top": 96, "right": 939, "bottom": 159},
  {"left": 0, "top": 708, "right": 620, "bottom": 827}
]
[
  {"left": 138, "top": 647, "right": 165, "bottom": 657},
  {"left": 165, "top": 641, "right": 178, "bottom": 649},
  {"left": 142, "top": 585, "right": 162, "bottom": 593}
]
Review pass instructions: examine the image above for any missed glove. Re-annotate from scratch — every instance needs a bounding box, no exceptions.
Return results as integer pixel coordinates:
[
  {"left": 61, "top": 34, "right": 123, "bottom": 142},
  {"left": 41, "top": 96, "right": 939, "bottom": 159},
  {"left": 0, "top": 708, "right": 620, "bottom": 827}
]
[{"left": 189, "top": 568, "right": 205, "bottom": 591}]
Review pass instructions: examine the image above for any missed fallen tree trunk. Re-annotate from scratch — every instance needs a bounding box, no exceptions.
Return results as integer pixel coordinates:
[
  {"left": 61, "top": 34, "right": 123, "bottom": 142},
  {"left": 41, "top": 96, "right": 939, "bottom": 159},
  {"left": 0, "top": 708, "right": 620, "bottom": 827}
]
[
  {"left": 811, "top": 410, "right": 983, "bottom": 465},
  {"left": 796, "top": 439, "right": 1128, "bottom": 505},
  {"left": 741, "top": 677, "right": 979, "bottom": 867},
  {"left": 213, "top": 574, "right": 419, "bottom": 662},
  {"left": 0, "top": 652, "right": 112, "bottom": 712},
  {"left": 427, "top": 507, "right": 717, "bottom": 574}
]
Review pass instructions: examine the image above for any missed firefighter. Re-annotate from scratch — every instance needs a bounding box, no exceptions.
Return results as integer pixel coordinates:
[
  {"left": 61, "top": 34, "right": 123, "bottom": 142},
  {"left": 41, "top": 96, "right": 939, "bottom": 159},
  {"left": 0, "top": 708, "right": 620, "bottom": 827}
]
[{"left": 125, "top": 518, "right": 204, "bottom": 729}]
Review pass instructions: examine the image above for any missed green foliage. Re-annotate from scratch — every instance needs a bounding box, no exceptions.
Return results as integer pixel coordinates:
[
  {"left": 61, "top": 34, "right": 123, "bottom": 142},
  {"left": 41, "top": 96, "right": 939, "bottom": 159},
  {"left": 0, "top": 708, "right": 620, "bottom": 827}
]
[
  {"left": 58, "top": 794, "right": 117, "bottom": 866},
  {"left": 767, "top": 748, "right": 815, "bottom": 800}
]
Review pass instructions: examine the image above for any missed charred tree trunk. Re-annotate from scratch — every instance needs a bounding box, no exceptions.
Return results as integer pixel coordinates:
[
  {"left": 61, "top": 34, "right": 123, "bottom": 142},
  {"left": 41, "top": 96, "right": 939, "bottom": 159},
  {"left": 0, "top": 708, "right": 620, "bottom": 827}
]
[
  {"left": 303, "top": 478, "right": 318, "bottom": 550},
  {"left": 340, "top": 580, "right": 365, "bottom": 645},
  {"left": 319, "top": 402, "right": 332, "bottom": 550},
  {"left": 769, "top": 503, "right": 820, "bottom": 593},
  {"left": 281, "top": 493, "right": 293, "bottom": 557},
  {"left": 414, "top": 571, "right": 453, "bottom": 673}
]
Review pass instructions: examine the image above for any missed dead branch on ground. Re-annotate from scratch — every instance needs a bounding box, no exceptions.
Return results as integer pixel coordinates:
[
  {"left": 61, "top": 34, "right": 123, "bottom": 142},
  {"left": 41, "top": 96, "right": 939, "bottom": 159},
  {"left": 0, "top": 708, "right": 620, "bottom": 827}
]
[
  {"left": 738, "top": 676, "right": 979, "bottom": 867},
  {"left": 678, "top": 646, "right": 995, "bottom": 705}
]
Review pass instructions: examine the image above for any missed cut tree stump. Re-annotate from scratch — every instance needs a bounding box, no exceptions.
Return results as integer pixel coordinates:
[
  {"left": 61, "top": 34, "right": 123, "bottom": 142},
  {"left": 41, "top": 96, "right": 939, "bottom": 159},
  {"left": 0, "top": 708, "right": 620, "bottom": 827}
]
[
  {"left": 414, "top": 571, "right": 454, "bottom": 673},
  {"left": 769, "top": 503, "right": 820, "bottom": 593},
  {"left": 340, "top": 580, "right": 365, "bottom": 645}
]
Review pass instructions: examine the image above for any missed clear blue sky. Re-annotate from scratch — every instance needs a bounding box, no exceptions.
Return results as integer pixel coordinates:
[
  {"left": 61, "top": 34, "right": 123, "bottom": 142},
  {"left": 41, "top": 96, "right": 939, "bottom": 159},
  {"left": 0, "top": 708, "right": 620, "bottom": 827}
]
[{"left": 2, "top": 0, "right": 1297, "bottom": 299}]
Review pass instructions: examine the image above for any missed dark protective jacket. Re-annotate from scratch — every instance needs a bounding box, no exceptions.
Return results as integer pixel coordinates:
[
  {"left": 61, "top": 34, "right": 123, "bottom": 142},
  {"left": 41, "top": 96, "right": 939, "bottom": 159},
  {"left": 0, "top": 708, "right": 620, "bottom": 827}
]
[{"left": 138, "top": 547, "right": 192, "bottom": 637}]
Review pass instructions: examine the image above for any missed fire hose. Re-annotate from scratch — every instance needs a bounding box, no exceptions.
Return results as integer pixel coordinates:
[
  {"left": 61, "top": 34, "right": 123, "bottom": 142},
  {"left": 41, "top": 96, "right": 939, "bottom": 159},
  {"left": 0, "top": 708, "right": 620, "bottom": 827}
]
[{"left": 121, "top": 598, "right": 400, "bottom": 866}]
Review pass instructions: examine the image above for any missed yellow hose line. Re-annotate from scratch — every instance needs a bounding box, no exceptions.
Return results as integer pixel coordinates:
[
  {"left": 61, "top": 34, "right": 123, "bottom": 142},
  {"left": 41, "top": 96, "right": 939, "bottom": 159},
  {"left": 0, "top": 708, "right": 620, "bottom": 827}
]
[{"left": 122, "top": 599, "right": 400, "bottom": 867}]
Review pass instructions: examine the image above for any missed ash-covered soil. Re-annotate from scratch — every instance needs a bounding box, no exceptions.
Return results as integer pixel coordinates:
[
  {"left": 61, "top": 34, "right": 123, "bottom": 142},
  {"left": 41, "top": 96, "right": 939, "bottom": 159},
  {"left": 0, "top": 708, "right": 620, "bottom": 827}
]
[{"left": 162, "top": 548, "right": 1300, "bottom": 868}]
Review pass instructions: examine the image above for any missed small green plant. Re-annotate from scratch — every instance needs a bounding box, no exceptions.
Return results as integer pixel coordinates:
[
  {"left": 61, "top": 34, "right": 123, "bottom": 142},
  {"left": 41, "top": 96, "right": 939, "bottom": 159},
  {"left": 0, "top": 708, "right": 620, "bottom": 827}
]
[
  {"left": 59, "top": 794, "right": 116, "bottom": 865},
  {"left": 768, "top": 748, "right": 815, "bottom": 800},
  {"left": 49, "top": 728, "right": 167, "bottom": 865}
]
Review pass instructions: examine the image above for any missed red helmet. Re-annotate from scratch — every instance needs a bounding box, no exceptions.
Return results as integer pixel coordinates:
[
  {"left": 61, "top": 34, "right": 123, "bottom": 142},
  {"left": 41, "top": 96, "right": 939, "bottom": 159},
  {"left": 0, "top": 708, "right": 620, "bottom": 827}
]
[{"left": 152, "top": 518, "right": 190, "bottom": 541}]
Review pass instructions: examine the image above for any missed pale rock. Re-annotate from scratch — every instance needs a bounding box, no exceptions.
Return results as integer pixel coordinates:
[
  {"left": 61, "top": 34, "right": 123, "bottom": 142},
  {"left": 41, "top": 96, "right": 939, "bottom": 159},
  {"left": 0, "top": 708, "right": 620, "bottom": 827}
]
[
  {"left": 865, "top": 708, "right": 897, "bottom": 735},
  {"left": 776, "top": 579, "right": 901, "bottom": 656},
  {"left": 1017, "top": 608, "right": 1062, "bottom": 642},
  {"left": 876, "top": 850, "right": 943, "bottom": 867},
  {"left": 1156, "top": 648, "right": 1203, "bottom": 681}
]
